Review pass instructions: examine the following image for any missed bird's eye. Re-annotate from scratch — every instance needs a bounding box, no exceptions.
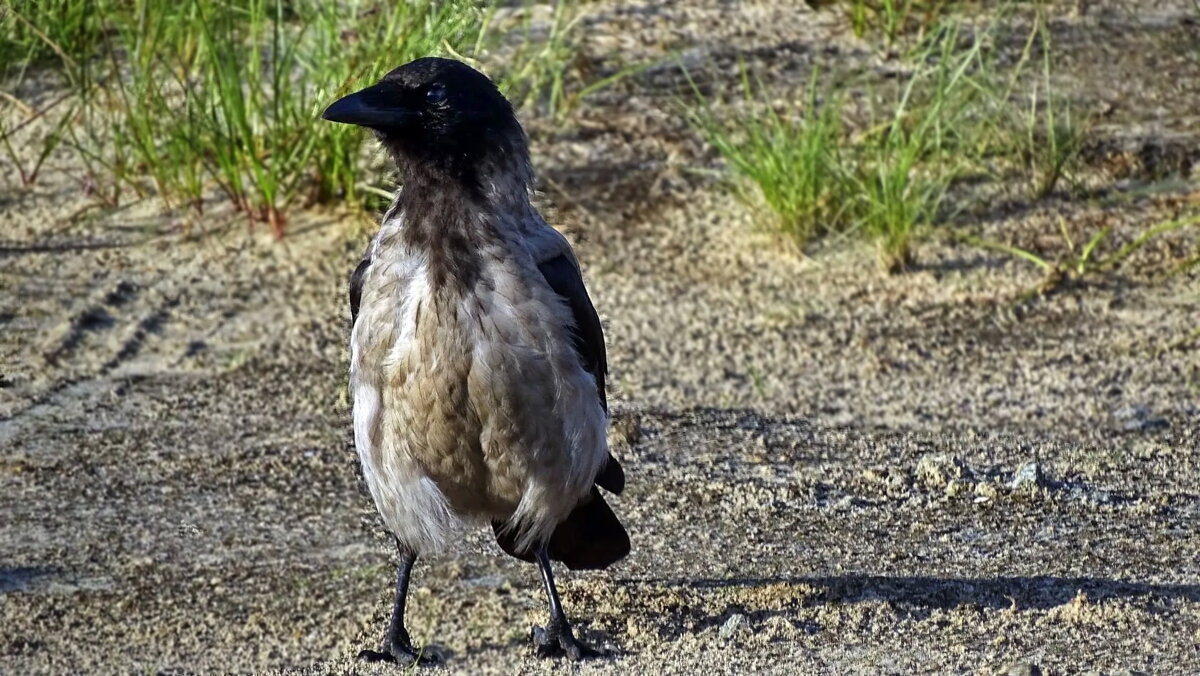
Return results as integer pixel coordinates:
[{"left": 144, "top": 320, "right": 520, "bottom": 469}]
[{"left": 425, "top": 84, "right": 447, "bottom": 105}]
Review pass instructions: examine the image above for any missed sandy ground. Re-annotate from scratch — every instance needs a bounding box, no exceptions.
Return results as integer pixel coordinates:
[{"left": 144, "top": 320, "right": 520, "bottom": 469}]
[{"left": 3, "top": 1, "right": 1200, "bottom": 674}]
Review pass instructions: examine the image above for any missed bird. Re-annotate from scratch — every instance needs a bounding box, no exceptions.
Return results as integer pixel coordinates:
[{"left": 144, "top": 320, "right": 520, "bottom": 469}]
[{"left": 322, "top": 57, "right": 629, "bottom": 665}]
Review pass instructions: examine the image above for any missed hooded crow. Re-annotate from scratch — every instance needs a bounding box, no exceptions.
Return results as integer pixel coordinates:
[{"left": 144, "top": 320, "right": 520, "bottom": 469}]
[{"left": 323, "top": 57, "right": 628, "bottom": 665}]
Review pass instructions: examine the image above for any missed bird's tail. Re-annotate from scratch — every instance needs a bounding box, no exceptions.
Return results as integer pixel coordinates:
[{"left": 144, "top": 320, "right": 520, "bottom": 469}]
[{"left": 493, "top": 488, "right": 629, "bottom": 571}]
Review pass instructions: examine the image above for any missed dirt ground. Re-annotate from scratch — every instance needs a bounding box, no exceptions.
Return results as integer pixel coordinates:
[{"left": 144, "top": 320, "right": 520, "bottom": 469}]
[{"left": 2, "top": 1, "right": 1199, "bottom": 674}]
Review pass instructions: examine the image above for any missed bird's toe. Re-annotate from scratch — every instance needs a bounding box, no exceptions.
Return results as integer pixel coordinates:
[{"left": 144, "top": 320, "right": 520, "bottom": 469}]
[
  {"left": 531, "top": 623, "right": 600, "bottom": 661},
  {"left": 357, "top": 642, "right": 444, "bottom": 666},
  {"left": 357, "top": 648, "right": 395, "bottom": 663}
]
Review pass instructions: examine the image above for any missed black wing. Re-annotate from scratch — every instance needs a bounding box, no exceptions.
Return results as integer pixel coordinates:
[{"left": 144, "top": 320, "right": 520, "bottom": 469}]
[
  {"left": 492, "top": 487, "right": 629, "bottom": 570},
  {"left": 537, "top": 254, "right": 624, "bottom": 495},
  {"left": 537, "top": 255, "right": 607, "bottom": 409},
  {"left": 349, "top": 257, "right": 371, "bottom": 325}
]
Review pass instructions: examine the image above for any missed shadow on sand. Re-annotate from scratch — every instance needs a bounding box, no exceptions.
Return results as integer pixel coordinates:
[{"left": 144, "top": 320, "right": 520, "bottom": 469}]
[
  {"left": 688, "top": 574, "right": 1199, "bottom": 609},
  {"left": 0, "top": 567, "right": 60, "bottom": 594},
  {"left": 628, "top": 573, "right": 1200, "bottom": 638}
]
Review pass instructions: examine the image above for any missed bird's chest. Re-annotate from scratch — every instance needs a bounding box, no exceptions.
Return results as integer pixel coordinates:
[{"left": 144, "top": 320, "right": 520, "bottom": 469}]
[
  {"left": 352, "top": 255, "right": 566, "bottom": 513},
  {"left": 362, "top": 261, "right": 543, "bottom": 386},
  {"left": 355, "top": 254, "right": 556, "bottom": 428},
  {"left": 358, "top": 271, "right": 481, "bottom": 415}
]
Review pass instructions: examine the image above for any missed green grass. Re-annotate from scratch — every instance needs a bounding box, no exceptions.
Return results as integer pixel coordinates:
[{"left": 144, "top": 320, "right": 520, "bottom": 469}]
[
  {"left": 844, "top": 0, "right": 955, "bottom": 46},
  {"left": 847, "top": 19, "right": 987, "bottom": 271},
  {"left": 1, "top": 0, "right": 608, "bottom": 235},
  {"left": 957, "top": 211, "right": 1200, "bottom": 300},
  {"left": 496, "top": 1, "right": 584, "bottom": 120},
  {"left": 1017, "top": 19, "right": 1088, "bottom": 199},
  {"left": 493, "top": 1, "right": 646, "bottom": 121},
  {"left": 684, "top": 6, "right": 1122, "bottom": 273},
  {"left": 956, "top": 8, "right": 1090, "bottom": 200},
  {"left": 686, "top": 68, "right": 847, "bottom": 248},
  {"left": 686, "top": 18, "right": 988, "bottom": 271},
  {"left": 1, "top": 0, "right": 107, "bottom": 79},
  {"left": 72, "top": 0, "right": 488, "bottom": 234}
]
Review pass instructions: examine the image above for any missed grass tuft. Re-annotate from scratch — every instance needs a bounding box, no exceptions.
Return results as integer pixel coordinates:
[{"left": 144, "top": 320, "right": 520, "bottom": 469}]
[
  {"left": 494, "top": 1, "right": 645, "bottom": 121},
  {"left": 69, "top": 0, "right": 488, "bottom": 234},
  {"left": 848, "top": 19, "right": 986, "bottom": 271},
  {"left": 686, "top": 18, "right": 987, "bottom": 272},
  {"left": 957, "top": 211, "right": 1200, "bottom": 300},
  {"left": 843, "top": 0, "right": 954, "bottom": 46},
  {"left": 2, "top": 0, "right": 615, "bottom": 235},
  {"left": 687, "top": 67, "right": 847, "bottom": 248},
  {"left": 1, "top": 0, "right": 105, "bottom": 79},
  {"left": 1018, "top": 19, "right": 1088, "bottom": 198}
]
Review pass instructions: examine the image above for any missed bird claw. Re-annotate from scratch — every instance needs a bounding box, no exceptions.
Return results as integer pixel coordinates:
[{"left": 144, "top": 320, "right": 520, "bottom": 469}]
[
  {"left": 358, "top": 641, "right": 444, "bottom": 667},
  {"left": 531, "top": 621, "right": 600, "bottom": 661}
]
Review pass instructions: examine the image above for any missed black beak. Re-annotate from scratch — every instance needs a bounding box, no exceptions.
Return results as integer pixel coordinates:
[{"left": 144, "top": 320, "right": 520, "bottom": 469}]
[{"left": 322, "top": 83, "right": 415, "bottom": 128}]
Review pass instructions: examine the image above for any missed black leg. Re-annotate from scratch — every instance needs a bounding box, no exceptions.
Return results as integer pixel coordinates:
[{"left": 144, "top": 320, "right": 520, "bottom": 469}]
[
  {"left": 359, "top": 545, "right": 441, "bottom": 666},
  {"left": 531, "top": 546, "right": 599, "bottom": 660}
]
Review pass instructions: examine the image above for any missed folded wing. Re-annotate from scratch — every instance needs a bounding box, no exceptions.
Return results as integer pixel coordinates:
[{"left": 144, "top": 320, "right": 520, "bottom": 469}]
[{"left": 492, "top": 253, "right": 629, "bottom": 570}]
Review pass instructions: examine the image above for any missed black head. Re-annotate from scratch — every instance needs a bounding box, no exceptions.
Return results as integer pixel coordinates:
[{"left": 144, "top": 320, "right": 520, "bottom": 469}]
[{"left": 322, "top": 58, "right": 526, "bottom": 184}]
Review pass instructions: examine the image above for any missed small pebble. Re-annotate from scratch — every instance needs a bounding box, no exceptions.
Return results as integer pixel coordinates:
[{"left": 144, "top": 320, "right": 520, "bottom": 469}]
[
  {"left": 719, "top": 613, "right": 750, "bottom": 640},
  {"left": 1004, "top": 662, "right": 1042, "bottom": 676},
  {"left": 1010, "top": 461, "right": 1049, "bottom": 490},
  {"left": 1113, "top": 404, "right": 1169, "bottom": 431},
  {"left": 916, "top": 454, "right": 970, "bottom": 488},
  {"left": 975, "top": 481, "right": 999, "bottom": 500}
]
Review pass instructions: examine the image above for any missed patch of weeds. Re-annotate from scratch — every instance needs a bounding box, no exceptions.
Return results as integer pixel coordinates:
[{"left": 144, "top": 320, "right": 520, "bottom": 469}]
[
  {"left": 0, "top": 0, "right": 97, "bottom": 192},
  {"left": 955, "top": 8, "right": 1090, "bottom": 200},
  {"left": 842, "top": 0, "right": 955, "bottom": 46},
  {"left": 686, "top": 18, "right": 988, "bottom": 272},
  {"left": 955, "top": 217, "right": 1107, "bottom": 298},
  {"left": 847, "top": 19, "right": 987, "bottom": 271},
  {"left": 686, "top": 67, "right": 848, "bottom": 248},
  {"left": 957, "top": 211, "right": 1200, "bottom": 300},
  {"left": 0, "top": 0, "right": 105, "bottom": 80},
  {"left": 59, "top": 0, "right": 489, "bottom": 235},
  {"left": 4, "top": 0, "right": 628, "bottom": 233},
  {"left": 493, "top": 0, "right": 642, "bottom": 121},
  {"left": 1015, "top": 17, "right": 1089, "bottom": 198},
  {"left": 848, "top": 129, "right": 941, "bottom": 272}
]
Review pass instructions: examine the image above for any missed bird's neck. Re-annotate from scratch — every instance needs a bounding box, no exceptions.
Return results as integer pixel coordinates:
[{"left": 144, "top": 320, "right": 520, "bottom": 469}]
[
  {"left": 374, "top": 155, "right": 536, "bottom": 292},
  {"left": 386, "top": 124, "right": 535, "bottom": 214},
  {"left": 395, "top": 144, "right": 537, "bottom": 229}
]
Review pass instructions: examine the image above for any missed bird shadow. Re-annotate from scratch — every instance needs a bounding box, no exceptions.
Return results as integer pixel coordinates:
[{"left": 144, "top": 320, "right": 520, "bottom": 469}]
[
  {"left": 0, "top": 566, "right": 61, "bottom": 593},
  {"left": 711, "top": 574, "right": 1195, "bottom": 608},
  {"left": 627, "top": 573, "right": 1200, "bottom": 639},
  {"left": 470, "top": 627, "right": 627, "bottom": 661}
]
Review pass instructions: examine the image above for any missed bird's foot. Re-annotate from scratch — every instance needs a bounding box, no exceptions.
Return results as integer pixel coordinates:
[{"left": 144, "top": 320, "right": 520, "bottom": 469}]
[
  {"left": 358, "top": 640, "right": 443, "bottom": 667},
  {"left": 531, "top": 619, "right": 600, "bottom": 661}
]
